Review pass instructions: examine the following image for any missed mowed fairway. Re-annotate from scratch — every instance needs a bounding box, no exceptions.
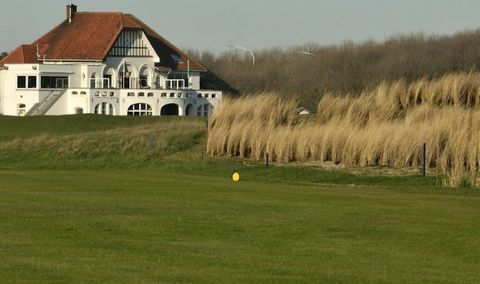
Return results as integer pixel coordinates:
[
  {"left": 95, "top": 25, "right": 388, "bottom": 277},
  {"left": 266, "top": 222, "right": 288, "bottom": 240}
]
[{"left": 0, "top": 169, "right": 479, "bottom": 282}]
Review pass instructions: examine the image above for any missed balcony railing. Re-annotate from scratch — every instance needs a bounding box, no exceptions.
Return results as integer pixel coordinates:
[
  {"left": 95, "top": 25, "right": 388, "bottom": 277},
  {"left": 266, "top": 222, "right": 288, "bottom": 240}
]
[
  {"left": 165, "top": 79, "right": 186, "bottom": 90},
  {"left": 90, "top": 78, "right": 191, "bottom": 90},
  {"left": 67, "top": 88, "right": 223, "bottom": 101},
  {"left": 90, "top": 78, "right": 110, "bottom": 89}
]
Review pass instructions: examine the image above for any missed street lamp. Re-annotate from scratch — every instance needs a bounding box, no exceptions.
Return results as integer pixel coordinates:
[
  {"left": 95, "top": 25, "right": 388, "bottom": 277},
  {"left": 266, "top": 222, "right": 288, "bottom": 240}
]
[
  {"left": 228, "top": 44, "right": 255, "bottom": 66},
  {"left": 296, "top": 51, "right": 315, "bottom": 56}
]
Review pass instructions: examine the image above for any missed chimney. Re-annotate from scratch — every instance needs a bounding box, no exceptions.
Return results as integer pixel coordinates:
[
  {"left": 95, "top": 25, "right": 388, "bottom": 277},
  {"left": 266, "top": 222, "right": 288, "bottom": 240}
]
[{"left": 66, "top": 4, "right": 77, "bottom": 23}]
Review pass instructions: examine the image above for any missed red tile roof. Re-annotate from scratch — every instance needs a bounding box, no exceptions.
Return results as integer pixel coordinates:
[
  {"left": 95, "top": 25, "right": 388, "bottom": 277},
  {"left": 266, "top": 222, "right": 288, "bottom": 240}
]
[
  {"left": 0, "top": 45, "right": 38, "bottom": 65},
  {"left": 0, "top": 12, "right": 206, "bottom": 71}
]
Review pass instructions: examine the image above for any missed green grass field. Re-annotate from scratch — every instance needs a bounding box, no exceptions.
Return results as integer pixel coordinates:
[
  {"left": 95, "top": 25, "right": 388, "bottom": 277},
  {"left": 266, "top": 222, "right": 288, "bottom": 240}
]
[{"left": 0, "top": 115, "right": 479, "bottom": 282}]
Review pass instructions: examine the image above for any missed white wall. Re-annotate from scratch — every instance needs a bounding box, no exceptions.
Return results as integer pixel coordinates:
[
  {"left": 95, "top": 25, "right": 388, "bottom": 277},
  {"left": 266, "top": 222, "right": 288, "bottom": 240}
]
[
  {"left": 0, "top": 70, "right": 4, "bottom": 114},
  {"left": 0, "top": 64, "right": 40, "bottom": 115},
  {"left": 189, "top": 72, "right": 201, "bottom": 90}
]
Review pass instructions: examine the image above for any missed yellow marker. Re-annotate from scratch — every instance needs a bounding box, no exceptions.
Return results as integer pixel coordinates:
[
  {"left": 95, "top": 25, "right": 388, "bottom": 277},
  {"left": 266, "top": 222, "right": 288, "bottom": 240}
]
[{"left": 232, "top": 172, "right": 240, "bottom": 182}]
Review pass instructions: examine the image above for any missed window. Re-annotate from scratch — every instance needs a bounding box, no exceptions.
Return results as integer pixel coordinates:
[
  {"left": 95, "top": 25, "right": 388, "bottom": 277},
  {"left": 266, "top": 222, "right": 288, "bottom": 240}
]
[
  {"left": 110, "top": 92, "right": 115, "bottom": 97},
  {"left": 197, "top": 104, "right": 211, "bottom": 117},
  {"left": 212, "top": 94, "right": 216, "bottom": 99},
  {"left": 169, "top": 93, "right": 175, "bottom": 98},
  {"left": 127, "top": 92, "right": 135, "bottom": 97},
  {"left": 177, "top": 93, "right": 182, "bottom": 98},
  {"left": 41, "top": 76, "right": 68, "bottom": 89},
  {"left": 28, "top": 76, "right": 37, "bottom": 88},
  {"left": 103, "top": 74, "right": 112, "bottom": 88},
  {"left": 72, "top": 91, "right": 78, "bottom": 95},
  {"left": 80, "top": 91, "right": 87, "bottom": 95},
  {"left": 147, "top": 92, "right": 154, "bottom": 97},
  {"left": 161, "top": 93, "right": 167, "bottom": 98},
  {"left": 94, "top": 102, "right": 114, "bottom": 115},
  {"left": 140, "top": 76, "right": 149, "bottom": 88},
  {"left": 197, "top": 93, "right": 203, "bottom": 98},
  {"left": 170, "top": 54, "right": 182, "bottom": 63},
  {"left": 166, "top": 72, "right": 188, "bottom": 89},
  {"left": 127, "top": 103, "right": 152, "bottom": 116},
  {"left": 17, "top": 76, "right": 26, "bottom": 88},
  {"left": 205, "top": 93, "right": 209, "bottom": 98},
  {"left": 90, "top": 74, "right": 98, "bottom": 88},
  {"left": 17, "top": 76, "right": 37, "bottom": 89},
  {"left": 138, "top": 92, "right": 145, "bottom": 97}
]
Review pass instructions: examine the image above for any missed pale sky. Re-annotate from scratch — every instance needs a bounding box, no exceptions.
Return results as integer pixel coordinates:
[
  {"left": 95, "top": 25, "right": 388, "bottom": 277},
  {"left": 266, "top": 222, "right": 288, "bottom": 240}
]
[{"left": 1, "top": 0, "right": 479, "bottom": 53}]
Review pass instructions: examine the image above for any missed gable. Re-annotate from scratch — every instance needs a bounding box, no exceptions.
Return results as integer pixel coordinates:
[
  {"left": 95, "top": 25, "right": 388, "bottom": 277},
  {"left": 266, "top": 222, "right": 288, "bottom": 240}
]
[
  {"left": 108, "top": 29, "right": 158, "bottom": 60},
  {"left": 125, "top": 15, "right": 206, "bottom": 72}
]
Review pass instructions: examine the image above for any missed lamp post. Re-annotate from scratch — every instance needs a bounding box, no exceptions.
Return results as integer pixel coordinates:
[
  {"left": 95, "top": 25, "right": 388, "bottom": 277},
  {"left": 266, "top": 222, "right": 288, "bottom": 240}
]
[
  {"left": 228, "top": 44, "right": 255, "bottom": 66},
  {"left": 296, "top": 51, "right": 315, "bottom": 56}
]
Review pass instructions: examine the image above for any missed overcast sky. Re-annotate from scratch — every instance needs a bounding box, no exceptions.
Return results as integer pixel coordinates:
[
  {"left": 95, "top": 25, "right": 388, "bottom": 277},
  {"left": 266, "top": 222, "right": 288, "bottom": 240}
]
[{"left": 1, "top": 0, "right": 479, "bottom": 53}]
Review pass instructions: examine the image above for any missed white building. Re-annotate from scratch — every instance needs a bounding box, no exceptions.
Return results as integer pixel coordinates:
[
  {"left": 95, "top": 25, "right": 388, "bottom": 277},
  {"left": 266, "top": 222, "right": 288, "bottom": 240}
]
[{"left": 0, "top": 4, "right": 222, "bottom": 116}]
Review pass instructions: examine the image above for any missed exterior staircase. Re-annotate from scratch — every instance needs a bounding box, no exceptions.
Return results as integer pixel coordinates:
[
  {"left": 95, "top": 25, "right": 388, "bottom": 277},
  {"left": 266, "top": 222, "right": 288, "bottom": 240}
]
[{"left": 26, "top": 90, "right": 67, "bottom": 116}]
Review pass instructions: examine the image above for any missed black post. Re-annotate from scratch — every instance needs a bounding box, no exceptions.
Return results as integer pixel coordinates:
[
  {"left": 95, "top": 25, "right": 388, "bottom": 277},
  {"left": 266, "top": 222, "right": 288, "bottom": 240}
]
[
  {"left": 422, "top": 143, "right": 427, "bottom": 177},
  {"left": 265, "top": 153, "right": 269, "bottom": 168}
]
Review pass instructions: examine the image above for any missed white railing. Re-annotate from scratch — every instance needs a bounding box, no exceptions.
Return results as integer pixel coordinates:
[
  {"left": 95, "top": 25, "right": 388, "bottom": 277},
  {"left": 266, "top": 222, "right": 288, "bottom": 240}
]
[
  {"left": 90, "top": 78, "right": 110, "bottom": 89},
  {"left": 166, "top": 79, "right": 186, "bottom": 90}
]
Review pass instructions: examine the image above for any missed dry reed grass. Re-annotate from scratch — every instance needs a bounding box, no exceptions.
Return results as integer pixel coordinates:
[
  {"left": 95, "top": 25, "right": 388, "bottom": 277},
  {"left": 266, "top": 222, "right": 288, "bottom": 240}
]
[{"left": 207, "top": 73, "right": 480, "bottom": 187}]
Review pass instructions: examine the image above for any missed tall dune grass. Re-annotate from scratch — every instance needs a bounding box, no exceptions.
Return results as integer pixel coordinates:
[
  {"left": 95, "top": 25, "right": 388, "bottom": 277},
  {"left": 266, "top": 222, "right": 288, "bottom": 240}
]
[{"left": 207, "top": 72, "right": 480, "bottom": 187}]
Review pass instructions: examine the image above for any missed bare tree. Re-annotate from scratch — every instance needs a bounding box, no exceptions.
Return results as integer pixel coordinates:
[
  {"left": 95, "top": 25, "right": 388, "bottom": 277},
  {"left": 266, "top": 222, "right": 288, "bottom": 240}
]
[{"left": 190, "top": 29, "right": 480, "bottom": 108}]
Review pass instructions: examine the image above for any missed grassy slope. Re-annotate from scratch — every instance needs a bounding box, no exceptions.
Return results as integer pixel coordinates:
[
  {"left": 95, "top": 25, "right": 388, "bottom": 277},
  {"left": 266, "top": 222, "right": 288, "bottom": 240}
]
[
  {"left": 0, "top": 115, "right": 478, "bottom": 282},
  {"left": 0, "top": 115, "right": 172, "bottom": 141}
]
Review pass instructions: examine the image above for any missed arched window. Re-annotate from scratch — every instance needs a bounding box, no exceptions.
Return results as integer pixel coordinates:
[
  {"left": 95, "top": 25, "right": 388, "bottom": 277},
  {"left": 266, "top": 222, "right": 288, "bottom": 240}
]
[
  {"left": 128, "top": 103, "right": 152, "bottom": 116},
  {"left": 90, "top": 73, "right": 99, "bottom": 88},
  {"left": 94, "top": 102, "right": 114, "bottom": 115},
  {"left": 155, "top": 74, "right": 162, "bottom": 89},
  {"left": 197, "top": 104, "right": 207, "bottom": 117},
  {"left": 139, "top": 66, "right": 152, "bottom": 89},
  {"left": 103, "top": 67, "right": 116, "bottom": 88},
  {"left": 74, "top": 108, "right": 84, "bottom": 115},
  {"left": 118, "top": 63, "right": 137, "bottom": 89}
]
